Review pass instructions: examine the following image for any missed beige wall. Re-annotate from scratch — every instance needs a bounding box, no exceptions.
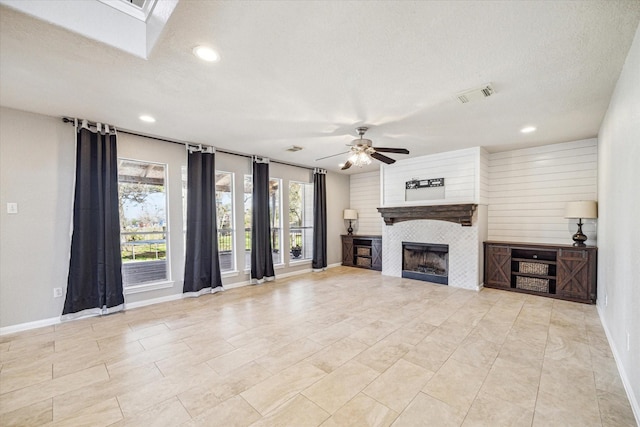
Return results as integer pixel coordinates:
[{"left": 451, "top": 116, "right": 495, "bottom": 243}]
[
  {"left": 0, "top": 107, "right": 350, "bottom": 329},
  {"left": 597, "top": 23, "right": 640, "bottom": 421},
  {"left": 0, "top": 108, "right": 75, "bottom": 327}
]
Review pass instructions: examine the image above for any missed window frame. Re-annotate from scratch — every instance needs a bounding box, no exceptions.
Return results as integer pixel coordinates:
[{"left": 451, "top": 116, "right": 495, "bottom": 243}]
[
  {"left": 118, "top": 157, "right": 173, "bottom": 294},
  {"left": 243, "top": 175, "right": 284, "bottom": 269},
  {"left": 288, "top": 180, "right": 314, "bottom": 262},
  {"left": 182, "top": 166, "right": 239, "bottom": 277},
  {"left": 269, "top": 177, "right": 283, "bottom": 266},
  {"left": 215, "top": 170, "right": 236, "bottom": 275}
]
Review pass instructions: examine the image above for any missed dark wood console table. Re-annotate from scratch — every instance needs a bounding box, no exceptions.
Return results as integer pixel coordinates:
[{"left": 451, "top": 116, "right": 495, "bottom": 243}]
[
  {"left": 484, "top": 241, "right": 597, "bottom": 304},
  {"left": 342, "top": 235, "right": 382, "bottom": 271}
]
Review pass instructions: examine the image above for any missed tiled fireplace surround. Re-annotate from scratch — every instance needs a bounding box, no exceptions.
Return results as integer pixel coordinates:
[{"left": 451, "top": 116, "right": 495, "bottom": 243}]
[{"left": 381, "top": 205, "right": 488, "bottom": 291}]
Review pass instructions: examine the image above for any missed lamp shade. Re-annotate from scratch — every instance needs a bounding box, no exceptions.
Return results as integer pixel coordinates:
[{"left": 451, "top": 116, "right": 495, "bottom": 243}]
[
  {"left": 343, "top": 209, "right": 358, "bottom": 220},
  {"left": 565, "top": 201, "right": 598, "bottom": 219}
]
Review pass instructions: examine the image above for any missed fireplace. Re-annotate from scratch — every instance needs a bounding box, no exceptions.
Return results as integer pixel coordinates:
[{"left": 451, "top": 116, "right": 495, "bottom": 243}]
[
  {"left": 402, "top": 242, "right": 449, "bottom": 285},
  {"left": 380, "top": 205, "right": 486, "bottom": 290}
]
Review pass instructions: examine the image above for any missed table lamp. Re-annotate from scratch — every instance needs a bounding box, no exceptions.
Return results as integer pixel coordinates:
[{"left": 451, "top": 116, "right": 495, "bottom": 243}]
[
  {"left": 343, "top": 209, "right": 358, "bottom": 235},
  {"left": 564, "top": 201, "right": 598, "bottom": 246}
]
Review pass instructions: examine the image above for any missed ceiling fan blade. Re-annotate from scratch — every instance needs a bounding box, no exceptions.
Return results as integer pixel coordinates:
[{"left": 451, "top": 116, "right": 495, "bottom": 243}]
[
  {"left": 371, "top": 152, "right": 396, "bottom": 165},
  {"left": 341, "top": 161, "right": 353, "bottom": 170},
  {"left": 373, "top": 147, "right": 410, "bottom": 154},
  {"left": 316, "top": 151, "right": 350, "bottom": 161}
]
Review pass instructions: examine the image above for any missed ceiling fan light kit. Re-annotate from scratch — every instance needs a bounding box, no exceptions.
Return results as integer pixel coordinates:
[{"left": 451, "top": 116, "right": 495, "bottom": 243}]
[
  {"left": 315, "top": 126, "right": 410, "bottom": 170},
  {"left": 348, "top": 149, "right": 372, "bottom": 167}
]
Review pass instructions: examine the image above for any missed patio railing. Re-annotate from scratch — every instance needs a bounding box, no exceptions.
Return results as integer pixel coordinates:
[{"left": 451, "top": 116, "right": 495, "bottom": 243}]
[
  {"left": 121, "top": 231, "right": 166, "bottom": 261},
  {"left": 121, "top": 227, "right": 313, "bottom": 284}
]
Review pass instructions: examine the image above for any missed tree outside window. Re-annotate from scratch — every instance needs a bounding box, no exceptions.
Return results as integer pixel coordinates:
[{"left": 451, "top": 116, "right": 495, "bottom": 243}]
[
  {"left": 182, "top": 167, "right": 235, "bottom": 272},
  {"left": 289, "top": 181, "right": 313, "bottom": 260},
  {"left": 244, "top": 175, "right": 282, "bottom": 267},
  {"left": 215, "top": 172, "right": 234, "bottom": 272},
  {"left": 118, "top": 159, "right": 168, "bottom": 286}
]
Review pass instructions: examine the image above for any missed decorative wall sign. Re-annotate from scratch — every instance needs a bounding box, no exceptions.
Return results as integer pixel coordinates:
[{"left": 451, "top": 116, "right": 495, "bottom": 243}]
[
  {"left": 405, "top": 177, "right": 445, "bottom": 201},
  {"left": 405, "top": 178, "right": 445, "bottom": 189}
]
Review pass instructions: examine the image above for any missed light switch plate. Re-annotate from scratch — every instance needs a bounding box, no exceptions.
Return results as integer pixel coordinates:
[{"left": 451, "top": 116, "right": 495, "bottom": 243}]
[{"left": 7, "top": 203, "right": 18, "bottom": 214}]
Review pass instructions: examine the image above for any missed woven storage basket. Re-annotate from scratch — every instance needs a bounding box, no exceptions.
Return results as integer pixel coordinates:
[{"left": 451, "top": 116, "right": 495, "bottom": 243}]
[
  {"left": 356, "top": 247, "right": 371, "bottom": 256},
  {"left": 516, "top": 276, "right": 549, "bottom": 292},
  {"left": 519, "top": 261, "right": 548, "bottom": 275},
  {"left": 356, "top": 257, "right": 371, "bottom": 267}
]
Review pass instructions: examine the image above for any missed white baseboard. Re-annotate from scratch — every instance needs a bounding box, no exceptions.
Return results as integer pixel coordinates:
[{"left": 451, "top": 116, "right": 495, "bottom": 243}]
[
  {"left": 0, "top": 265, "right": 343, "bottom": 336},
  {"left": 225, "top": 265, "right": 322, "bottom": 289},
  {"left": 124, "top": 292, "right": 183, "bottom": 310},
  {"left": 223, "top": 280, "right": 250, "bottom": 290},
  {"left": 597, "top": 305, "right": 640, "bottom": 425},
  {"left": 279, "top": 268, "right": 312, "bottom": 278},
  {"left": 0, "top": 316, "right": 61, "bottom": 336}
]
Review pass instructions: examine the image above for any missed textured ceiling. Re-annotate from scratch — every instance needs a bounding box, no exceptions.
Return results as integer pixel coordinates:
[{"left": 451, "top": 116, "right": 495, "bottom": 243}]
[{"left": 1, "top": 1, "right": 639, "bottom": 173}]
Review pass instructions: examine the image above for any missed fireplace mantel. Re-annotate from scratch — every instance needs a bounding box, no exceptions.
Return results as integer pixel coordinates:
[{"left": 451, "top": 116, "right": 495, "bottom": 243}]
[{"left": 377, "top": 204, "right": 477, "bottom": 227}]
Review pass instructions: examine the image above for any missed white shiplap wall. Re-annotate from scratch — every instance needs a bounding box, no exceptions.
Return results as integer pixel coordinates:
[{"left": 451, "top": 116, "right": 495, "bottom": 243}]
[
  {"left": 478, "top": 148, "right": 489, "bottom": 205},
  {"left": 349, "top": 170, "right": 382, "bottom": 235},
  {"left": 381, "top": 147, "right": 480, "bottom": 206},
  {"left": 488, "top": 139, "right": 598, "bottom": 245}
]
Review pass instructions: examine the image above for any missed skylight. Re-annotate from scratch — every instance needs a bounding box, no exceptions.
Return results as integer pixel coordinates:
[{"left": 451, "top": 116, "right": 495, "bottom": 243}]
[
  {"left": 97, "top": 0, "right": 156, "bottom": 22},
  {"left": 1, "top": 0, "right": 179, "bottom": 59}
]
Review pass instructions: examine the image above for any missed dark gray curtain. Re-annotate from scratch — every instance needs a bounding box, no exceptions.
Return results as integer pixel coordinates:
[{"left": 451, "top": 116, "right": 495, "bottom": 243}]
[
  {"left": 250, "top": 157, "right": 275, "bottom": 283},
  {"left": 312, "top": 168, "right": 327, "bottom": 270},
  {"left": 63, "top": 122, "right": 124, "bottom": 317},
  {"left": 183, "top": 148, "right": 223, "bottom": 295}
]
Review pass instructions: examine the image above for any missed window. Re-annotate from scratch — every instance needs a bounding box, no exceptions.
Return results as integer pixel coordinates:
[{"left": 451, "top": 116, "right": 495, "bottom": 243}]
[
  {"left": 244, "top": 175, "right": 252, "bottom": 268},
  {"left": 270, "top": 178, "right": 282, "bottom": 264},
  {"left": 118, "top": 159, "right": 168, "bottom": 286},
  {"left": 289, "top": 181, "right": 314, "bottom": 260},
  {"left": 182, "top": 167, "right": 235, "bottom": 273},
  {"left": 244, "top": 175, "right": 282, "bottom": 268},
  {"left": 215, "top": 172, "right": 235, "bottom": 272}
]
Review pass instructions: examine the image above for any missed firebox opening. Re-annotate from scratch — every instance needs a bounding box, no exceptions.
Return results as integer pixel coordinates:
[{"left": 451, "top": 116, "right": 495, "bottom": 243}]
[{"left": 402, "top": 242, "right": 449, "bottom": 285}]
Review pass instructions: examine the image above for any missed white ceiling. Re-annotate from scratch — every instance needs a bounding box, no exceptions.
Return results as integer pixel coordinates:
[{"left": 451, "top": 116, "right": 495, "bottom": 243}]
[{"left": 1, "top": 1, "right": 639, "bottom": 173}]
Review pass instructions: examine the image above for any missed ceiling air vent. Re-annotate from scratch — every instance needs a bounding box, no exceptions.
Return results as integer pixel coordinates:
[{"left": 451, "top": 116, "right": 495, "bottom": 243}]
[
  {"left": 286, "top": 145, "right": 303, "bottom": 152},
  {"left": 456, "top": 84, "right": 495, "bottom": 104}
]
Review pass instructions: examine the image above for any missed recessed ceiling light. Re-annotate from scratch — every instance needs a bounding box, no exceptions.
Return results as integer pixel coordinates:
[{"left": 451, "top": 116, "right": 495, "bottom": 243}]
[
  {"left": 520, "top": 126, "right": 536, "bottom": 133},
  {"left": 193, "top": 45, "right": 219, "bottom": 62},
  {"left": 139, "top": 115, "right": 156, "bottom": 123}
]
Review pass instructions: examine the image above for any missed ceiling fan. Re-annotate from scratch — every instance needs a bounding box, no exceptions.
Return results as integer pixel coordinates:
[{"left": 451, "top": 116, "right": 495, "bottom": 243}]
[{"left": 317, "top": 127, "right": 410, "bottom": 170}]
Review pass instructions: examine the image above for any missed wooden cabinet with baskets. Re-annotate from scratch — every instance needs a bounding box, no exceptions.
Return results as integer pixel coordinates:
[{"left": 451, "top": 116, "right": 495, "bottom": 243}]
[
  {"left": 484, "top": 244, "right": 511, "bottom": 288},
  {"left": 342, "top": 235, "right": 382, "bottom": 271},
  {"left": 484, "top": 241, "right": 596, "bottom": 304},
  {"left": 557, "top": 248, "right": 597, "bottom": 301}
]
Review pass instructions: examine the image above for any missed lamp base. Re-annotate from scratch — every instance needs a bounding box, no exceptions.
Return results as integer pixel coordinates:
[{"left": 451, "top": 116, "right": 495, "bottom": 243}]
[
  {"left": 572, "top": 219, "right": 587, "bottom": 247},
  {"left": 347, "top": 220, "right": 354, "bottom": 236}
]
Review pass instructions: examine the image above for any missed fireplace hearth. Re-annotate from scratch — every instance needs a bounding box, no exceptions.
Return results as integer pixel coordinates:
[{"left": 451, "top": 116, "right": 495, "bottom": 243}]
[{"left": 402, "top": 242, "right": 449, "bottom": 285}]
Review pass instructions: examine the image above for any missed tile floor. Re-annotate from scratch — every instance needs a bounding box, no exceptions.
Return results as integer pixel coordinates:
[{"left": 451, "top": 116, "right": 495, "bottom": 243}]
[{"left": 0, "top": 267, "right": 636, "bottom": 426}]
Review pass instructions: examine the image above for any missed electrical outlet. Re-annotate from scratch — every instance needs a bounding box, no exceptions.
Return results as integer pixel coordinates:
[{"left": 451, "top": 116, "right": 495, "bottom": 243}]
[
  {"left": 53, "top": 287, "right": 63, "bottom": 298},
  {"left": 6, "top": 202, "right": 18, "bottom": 214}
]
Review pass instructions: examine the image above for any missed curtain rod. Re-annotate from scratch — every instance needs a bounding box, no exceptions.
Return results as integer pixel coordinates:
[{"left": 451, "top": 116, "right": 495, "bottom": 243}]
[{"left": 61, "top": 117, "right": 314, "bottom": 171}]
